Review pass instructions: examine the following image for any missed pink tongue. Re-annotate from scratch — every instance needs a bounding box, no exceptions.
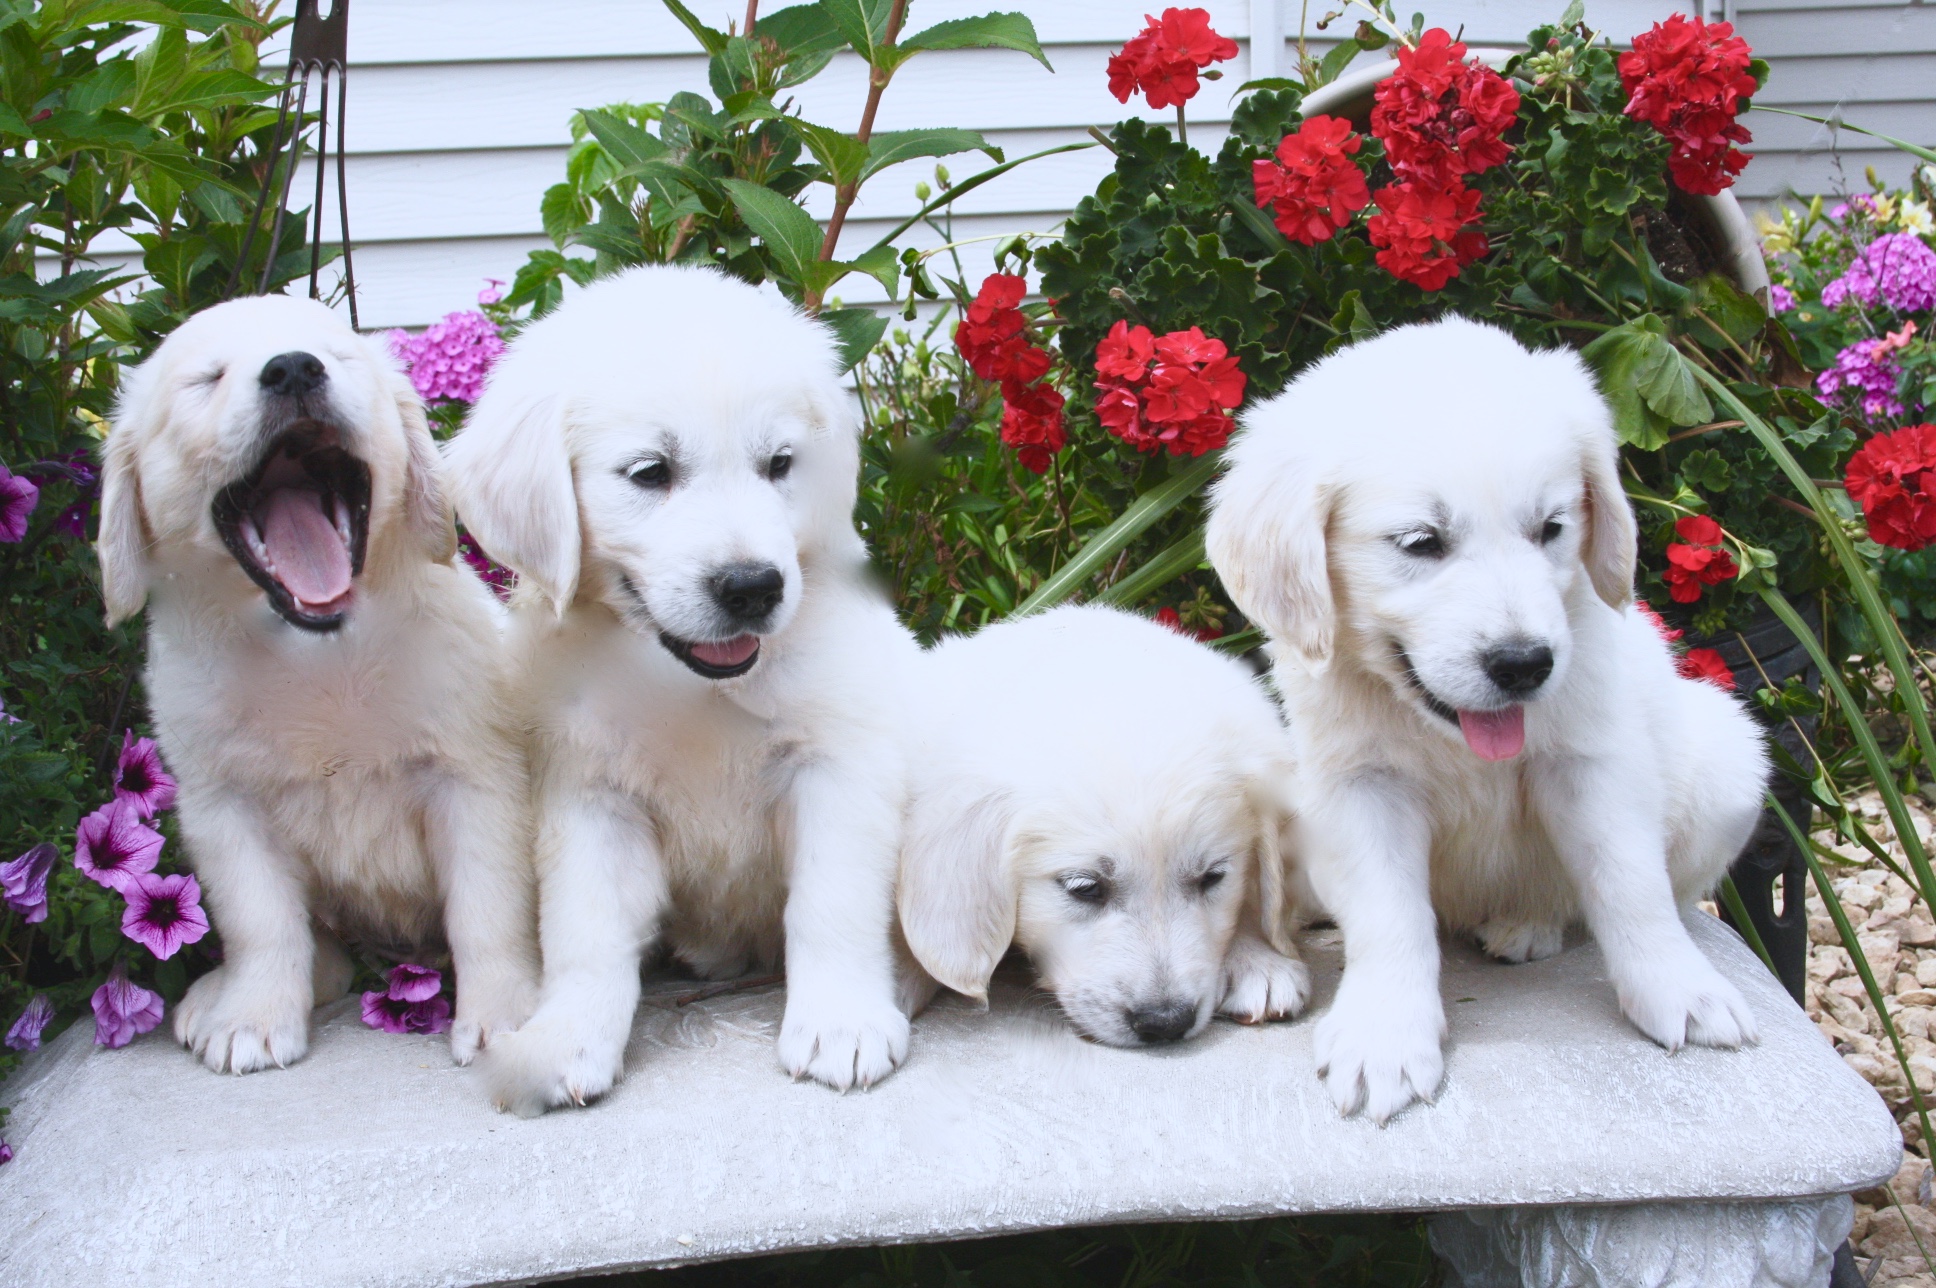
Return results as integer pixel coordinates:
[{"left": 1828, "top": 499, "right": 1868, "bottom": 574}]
[
  {"left": 689, "top": 635, "right": 759, "bottom": 668},
  {"left": 256, "top": 488, "right": 351, "bottom": 607},
  {"left": 1457, "top": 705, "right": 1526, "bottom": 761}
]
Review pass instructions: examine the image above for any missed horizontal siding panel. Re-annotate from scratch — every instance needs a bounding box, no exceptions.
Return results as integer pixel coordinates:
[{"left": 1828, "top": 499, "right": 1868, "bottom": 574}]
[
  {"left": 1736, "top": 148, "right": 1923, "bottom": 201},
  {"left": 1731, "top": 5, "right": 1936, "bottom": 57},
  {"left": 1735, "top": 0, "right": 1915, "bottom": 13},
  {"left": 1749, "top": 51, "right": 1936, "bottom": 103}
]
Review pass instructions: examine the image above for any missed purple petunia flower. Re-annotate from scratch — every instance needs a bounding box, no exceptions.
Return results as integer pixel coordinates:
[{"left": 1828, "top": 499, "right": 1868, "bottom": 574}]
[
  {"left": 387, "top": 310, "right": 505, "bottom": 405},
  {"left": 0, "top": 694, "right": 18, "bottom": 726},
  {"left": 7, "top": 994, "right": 53, "bottom": 1051},
  {"left": 91, "top": 964, "right": 164, "bottom": 1048},
  {"left": 74, "top": 800, "right": 164, "bottom": 892},
  {"left": 1, "top": 842, "right": 57, "bottom": 923},
  {"left": 1821, "top": 233, "right": 1936, "bottom": 314},
  {"left": 1818, "top": 338, "right": 1908, "bottom": 423},
  {"left": 120, "top": 871, "right": 209, "bottom": 961},
  {"left": 0, "top": 464, "right": 38, "bottom": 544},
  {"left": 113, "top": 730, "right": 177, "bottom": 818},
  {"left": 360, "top": 963, "right": 452, "bottom": 1035},
  {"left": 1769, "top": 283, "right": 1796, "bottom": 313},
  {"left": 0, "top": 1140, "right": 13, "bottom": 1165}
]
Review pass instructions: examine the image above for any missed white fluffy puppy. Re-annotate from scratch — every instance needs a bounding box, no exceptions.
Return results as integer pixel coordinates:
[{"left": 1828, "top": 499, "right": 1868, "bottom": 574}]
[
  {"left": 1205, "top": 317, "right": 1769, "bottom": 1124},
  {"left": 100, "top": 294, "right": 539, "bottom": 1074},
  {"left": 899, "top": 606, "right": 1312, "bottom": 1044},
  {"left": 444, "top": 266, "right": 918, "bottom": 1113}
]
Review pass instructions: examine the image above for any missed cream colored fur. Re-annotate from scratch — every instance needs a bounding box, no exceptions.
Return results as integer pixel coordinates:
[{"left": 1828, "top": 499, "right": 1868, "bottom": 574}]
[
  {"left": 99, "top": 294, "right": 538, "bottom": 1075},
  {"left": 1206, "top": 317, "right": 1769, "bottom": 1124}
]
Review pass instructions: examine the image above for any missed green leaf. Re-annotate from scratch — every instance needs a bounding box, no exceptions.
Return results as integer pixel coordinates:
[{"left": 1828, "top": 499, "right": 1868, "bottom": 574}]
[
  {"left": 820, "top": 305, "right": 889, "bottom": 372},
  {"left": 1232, "top": 77, "right": 1303, "bottom": 95},
  {"left": 1582, "top": 315, "right": 1708, "bottom": 448},
  {"left": 861, "top": 128, "right": 1001, "bottom": 182},
  {"left": 660, "top": 0, "right": 729, "bottom": 55},
  {"left": 1685, "top": 272, "right": 1766, "bottom": 348},
  {"left": 580, "top": 108, "right": 666, "bottom": 168},
  {"left": 540, "top": 182, "right": 592, "bottom": 248},
  {"left": 721, "top": 177, "right": 824, "bottom": 281},
  {"left": 896, "top": 12, "right": 1052, "bottom": 70},
  {"left": 1315, "top": 38, "right": 1364, "bottom": 87},
  {"left": 847, "top": 242, "right": 899, "bottom": 297},
  {"left": 136, "top": 68, "right": 270, "bottom": 117},
  {"left": 818, "top": 0, "right": 894, "bottom": 62},
  {"left": 793, "top": 119, "right": 872, "bottom": 189},
  {"left": 758, "top": 3, "right": 848, "bottom": 56},
  {"left": 1329, "top": 289, "right": 1377, "bottom": 349},
  {"left": 1014, "top": 455, "right": 1223, "bottom": 617}
]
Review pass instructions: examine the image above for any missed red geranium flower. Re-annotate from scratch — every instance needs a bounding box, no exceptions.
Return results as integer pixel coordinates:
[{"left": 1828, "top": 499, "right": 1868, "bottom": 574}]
[
  {"left": 999, "top": 379, "right": 1067, "bottom": 475},
  {"left": 1093, "top": 324, "right": 1244, "bottom": 457},
  {"left": 1366, "top": 181, "right": 1489, "bottom": 291},
  {"left": 1845, "top": 423, "right": 1936, "bottom": 551},
  {"left": 1106, "top": 8, "right": 1239, "bottom": 110},
  {"left": 956, "top": 273, "right": 1056, "bottom": 385},
  {"left": 1675, "top": 513, "right": 1723, "bottom": 545},
  {"left": 1619, "top": 15, "right": 1757, "bottom": 195},
  {"left": 1252, "top": 115, "right": 1372, "bottom": 246},
  {"left": 1634, "top": 598, "right": 1685, "bottom": 644},
  {"left": 1677, "top": 646, "right": 1736, "bottom": 690},
  {"left": 1096, "top": 320, "right": 1156, "bottom": 382},
  {"left": 1661, "top": 514, "right": 1737, "bottom": 603},
  {"left": 1370, "top": 29, "right": 1520, "bottom": 189},
  {"left": 1155, "top": 605, "right": 1225, "bottom": 642}
]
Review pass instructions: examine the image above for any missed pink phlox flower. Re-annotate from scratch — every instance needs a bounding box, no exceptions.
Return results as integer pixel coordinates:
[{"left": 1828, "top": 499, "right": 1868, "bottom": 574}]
[
  {"left": 1821, "top": 233, "right": 1936, "bottom": 313},
  {"left": 113, "top": 730, "right": 178, "bottom": 818},
  {"left": 0, "top": 463, "right": 39, "bottom": 543},
  {"left": 1769, "top": 283, "right": 1796, "bottom": 313},
  {"left": 1818, "top": 338, "right": 1908, "bottom": 423},
  {"left": 120, "top": 871, "right": 210, "bottom": 961},
  {"left": 478, "top": 278, "right": 505, "bottom": 305},
  {"left": 360, "top": 962, "right": 451, "bottom": 1035},
  {"left": 73, "top": 800, "right": 164, "bottom": 892},
  {"left": 6, "top": 994, "right": 53, "bottom": 1051},
  {"left": 91, "top": 964, "right": 164, "bottom": 1048},
  {"left": 1, "top": 842, "right": 57, "bottom": 923},
  {"left": 388, "top": 311, "right": 505, "bottom": 405}
]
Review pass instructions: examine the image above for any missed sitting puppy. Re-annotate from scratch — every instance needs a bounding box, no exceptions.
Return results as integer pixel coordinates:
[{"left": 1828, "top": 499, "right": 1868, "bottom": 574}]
[
  {"left": 1205, "top": 317, "right": 1768, "bottom": 1124},
  {"left": 444, "top": 265, "right": 919, "bottom": 1113},
  {"left": 898, "top": 605, "right": 1312, "bottom": 1045},
  {"left": 99, "top": 295, "right": 539, "bottom": 1073}
]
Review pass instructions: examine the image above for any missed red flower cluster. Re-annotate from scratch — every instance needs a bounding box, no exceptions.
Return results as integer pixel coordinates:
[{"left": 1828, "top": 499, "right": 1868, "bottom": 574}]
[
  {"left": 1093, "top": 322, "right": 1246, "bottom": 457},
  {"left": 1251, "top": 116, "right": 1372, "bottom": 246},
  {"left": 1365, "top": 29, "right": 1518, "bottom": 290},
  {"left": 1662, "top": 514, "right": 1738, "bottom": 603},
  {"left": 1618, "top": 15, "right": 1757, "bottom": 195},
  {"left": 1845, "top": 423, "right": 1936, "bottom": 551},
  {"left": 955, "top": 275, "right": 1065, "bottom": 475},
  {"left": 1106, "top": 8, "right": 1238, "bottom": 110},
  {"left": 1636, "top": 599, "right": 1735, "bottom": 690},
  {"left": 1154, "top": 605, "right": 1225, "bottom": 642}
]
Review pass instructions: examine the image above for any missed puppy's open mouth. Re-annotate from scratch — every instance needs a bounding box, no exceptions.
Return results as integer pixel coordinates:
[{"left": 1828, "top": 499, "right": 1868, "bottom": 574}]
[
  {"left": 658, "top": 632, "right": 761, "bottom": 680},
  {"left": 211, "top": 421, "right": 371, "bottom": 633},
  {"left": 1394, "top": 645, "right": 1526, "bottom": 762}
]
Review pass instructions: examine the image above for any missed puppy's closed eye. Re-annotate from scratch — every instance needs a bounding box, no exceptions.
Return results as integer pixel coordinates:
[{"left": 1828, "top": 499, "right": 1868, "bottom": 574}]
[
  {"left": 1395, "top": 529, "right": 1446, "bottom": 558},
  {"left": 1060, "top": 871, "right": 1110, "bottom": 906},
  {"left": 1194, "top": 865, "right": 1229, "bottom": 896},
  {"left": 625, "top": 457, "right": 672, "bottom": 489}
]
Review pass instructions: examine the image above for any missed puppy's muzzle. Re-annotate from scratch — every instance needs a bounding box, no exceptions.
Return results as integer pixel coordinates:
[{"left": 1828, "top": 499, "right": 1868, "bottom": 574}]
[
  {"left": 1481, "top": 641, "right": 1554, "bottom": 697},
  {"left": 1125, "top": 999, "right": 1197, "bottom": 1045},
  {"left": 259, "top": 350, "right": 327, "bottom": 400},
  {"left": 710, "top": 562, "right": 785, "bottom": 627}
]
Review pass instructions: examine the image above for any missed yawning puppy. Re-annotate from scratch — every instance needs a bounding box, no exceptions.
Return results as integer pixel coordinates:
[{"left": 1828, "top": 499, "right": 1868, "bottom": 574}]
[
  {"left": 444, "top": 265, "right": 919, "bottom": 1113},
  {"left": 100, "top": 294, "right": 539, "bottom": 1073},
  {"left": 899, "top": 606, "right": 1312, "bottom": 1044},
  {"left": 1206, "top": 318, "right": 1768, "bottom": 1123}
]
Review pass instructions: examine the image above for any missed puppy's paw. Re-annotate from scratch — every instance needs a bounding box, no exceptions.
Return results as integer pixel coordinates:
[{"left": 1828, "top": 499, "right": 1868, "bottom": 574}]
[
  {"left": 476, "top": 1005, "right": 626, "bottom": 1117},
  {"left": 777, "top": 989, "right": 910, "bottom": 1091},
  {"left": 1313, "top": 992, "right": 1445, "bottom": 1125},
  {"left": 1475, "top": 918, "right": 1565, "bottom": 964},
  {"left": 1618, "top": 959, "right": 1760, "bottom": 1052},
  {"left": 1218, "top": 936, "right": 1312, "bottom": 1024},
  {"left": 450, "top": 973, "right": 540, "bottom": 1066},
  {"left": 173, "top": 966, "right": 310, "bottom": 1075}
]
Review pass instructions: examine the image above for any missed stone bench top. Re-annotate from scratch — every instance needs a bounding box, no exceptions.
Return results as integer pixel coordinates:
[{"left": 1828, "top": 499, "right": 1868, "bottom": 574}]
[{"left": 0, "top": 913, "right": 1900, "bottom": 1288}]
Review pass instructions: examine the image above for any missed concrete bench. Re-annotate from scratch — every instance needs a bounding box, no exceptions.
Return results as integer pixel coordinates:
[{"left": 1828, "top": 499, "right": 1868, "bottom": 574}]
[{"left": 0, "top": 913, "right": 1899, "bottom": 1287}]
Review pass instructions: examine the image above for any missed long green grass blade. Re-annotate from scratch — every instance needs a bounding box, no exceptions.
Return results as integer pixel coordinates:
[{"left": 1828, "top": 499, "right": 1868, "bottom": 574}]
[
  {"left": 1717, "top": 874, "right": 1778, "bottom": 977},
  {"left": 860, "top": 142, "right": 1095, "bottom": 257},
  {"left": 1096, "top": 527, "right": 1206, "bottom": 607},
  {"left": 1758, "top": 106, "right": 1936, "bottom": 166},
  {"left": 1012, "top": 454, "right": 1221, "bottom": 617}
]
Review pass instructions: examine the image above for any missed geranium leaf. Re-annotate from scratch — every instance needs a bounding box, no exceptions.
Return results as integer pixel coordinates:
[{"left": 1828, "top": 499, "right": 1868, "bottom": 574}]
[
  {"left": 861, "top": 129, "right": 1002, "bottom": 183},
  {"left": 721, "top": 177, "right": 824, "bottom": 281},
  {"left": 1637, "top": 340, "right": 1711, "bottom": 427},
  {"left": 896, "top": 13, "right": 1052, "bottom": 70},
  {"left": 659, "top": 0, "right": 729, "bottom": 55},
  {"left": 1583, "top": 318, "right": 1678, "bottom": 449},
  {"left": 820, "top": 305, "right": 890, "bottom": 372}
]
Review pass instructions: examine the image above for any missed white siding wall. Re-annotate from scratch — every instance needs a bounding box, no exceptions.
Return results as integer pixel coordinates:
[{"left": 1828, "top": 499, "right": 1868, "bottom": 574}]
[{"left": 317, "top": 0, "right": 1690, "bottom": 329}]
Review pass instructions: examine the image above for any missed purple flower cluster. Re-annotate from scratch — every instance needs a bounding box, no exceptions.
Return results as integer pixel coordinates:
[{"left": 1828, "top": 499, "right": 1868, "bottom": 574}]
[
  {"left": 1769, "top": 283, "right": 1796, "bottom": 313},
  {"left": 1818, "top": 339, "right": 1907, "bottom": 422},
  {"left": 361, "top": 963, "right": 452, "bottom": 1035},
  {"left": 0, "top": 463, "right": 38, "bottom": 543},
  {"left": 388, "top": 309, "right": 504, "bottom": 405},
  {"left": 458, "top": 532, "right": 515, "bottom": 600},
  {"left": 21, "top": 452, "right": 101, "bottom": 540},
  {"left": 1821, "top": 233, "right": 1936, "bottom": 313}
]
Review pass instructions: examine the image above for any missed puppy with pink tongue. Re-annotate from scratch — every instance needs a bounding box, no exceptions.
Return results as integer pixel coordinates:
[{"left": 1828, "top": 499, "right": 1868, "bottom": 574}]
[{"left": 1207, "top": 318, "right": 1770, "bottom": 1125}]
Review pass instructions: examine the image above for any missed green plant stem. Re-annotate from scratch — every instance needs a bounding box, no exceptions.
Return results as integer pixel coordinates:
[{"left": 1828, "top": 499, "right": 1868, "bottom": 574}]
[
  {"left": 811, "top": 0, "right": 909, "bottom": 297},
  {"left": 1717, "top": 875, "right": 1778, "bottom": 977},
  {"left": 1097, "top": 528, "right": 1206, "bottom": 607},
  {"left": 861, "top": 143, "right": 1096, "bottom": 258},
  {"left": 1012, "top": 454, "right": 1222, "bottom": 617},
  {"left": 1175, "top": 104, "right": 1188, "bottom": 149},
  {"left": 1690, "top": 365, "right": 1936, "bottom": 779}
]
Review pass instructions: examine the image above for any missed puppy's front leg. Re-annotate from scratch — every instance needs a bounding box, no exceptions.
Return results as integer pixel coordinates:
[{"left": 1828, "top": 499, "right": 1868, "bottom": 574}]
[
  {"left": 778, "top": 756, "right": 910, "bottom": 1091},
  {"left": 172, "top": 789, "right": 316, "bottom": 1074},
  {"left": 1534, "top": 763, "right": 1758, "bottom": 1051},
  {"left": 1305, "top": 775, "right": 1445, "bottom": 1123},
  {"left": 477, "top": 789, "right": 665, "bottom": 1115},
  {"left": 425, "top": 761, "right": 541, "bottom": 1065}
]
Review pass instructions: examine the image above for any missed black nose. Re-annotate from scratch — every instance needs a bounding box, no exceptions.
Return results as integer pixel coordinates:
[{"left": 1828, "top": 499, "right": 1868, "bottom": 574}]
[
  {"left": 1484, "top": 642, "right": 1555, "bottom": 696},
  {"left": 259, "top": 351, "right": 327, "bottom": 398},
  {"left": 710, "top": 563, "right": 785, "bottom": 624},
  {"left": 1126, "top": 1000, "right": 1196, "bottom": 1044}
]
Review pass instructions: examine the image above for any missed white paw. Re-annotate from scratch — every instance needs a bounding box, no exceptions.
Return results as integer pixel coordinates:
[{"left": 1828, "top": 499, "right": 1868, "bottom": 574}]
[
  {"left": 173, "top": 966, "right": 311, "bottom": 1075},
  {"left": 1218, "top": 936, "right": 1312, "bottom": 1023},
  {"left": 1618, "top": 958, "right": 1760, "bottom": 1052},
  {"left": 1476, "top": 918, "right": 1565, "bottom": 964},
  {"left": 450, "top": 972, "right": 540, "bottom": 1066},
  {"left": 1313, "top": 986, "right": 1445, "bottom": 1125},
  {"left": 777, "top": 987, "right": 910, "bottom": 1091},
  {"left": 476, "top": 1000, "right": 627, "bottom": 1117}
]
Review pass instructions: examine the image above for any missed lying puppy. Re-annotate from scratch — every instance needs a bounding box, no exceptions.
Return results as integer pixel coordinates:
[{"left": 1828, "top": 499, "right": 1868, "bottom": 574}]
[
  {"left": 899, "top": 606, "right": 1311, "bottom": 1045},
  {"left": 444, "top": 265, "right": 918, "bottom": 1113},
  {"left": 100, "top": 295, "right": 538, "bottom": 1073},
  {"left": 1206, "top": 317, "right": 1768, "bottom": 1123}
]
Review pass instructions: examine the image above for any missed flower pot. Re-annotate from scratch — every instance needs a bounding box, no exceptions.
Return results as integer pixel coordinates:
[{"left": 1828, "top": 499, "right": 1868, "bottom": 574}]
[{"left": 1297, "top": 51, "right": 1772, "bottom": 303}]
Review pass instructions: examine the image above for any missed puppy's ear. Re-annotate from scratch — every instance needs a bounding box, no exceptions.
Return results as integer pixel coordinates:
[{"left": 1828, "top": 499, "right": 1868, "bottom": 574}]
[
  {"left": 1206, "top": 456, "right": 1335, "bottom": 662},
  {"left": 898, "top": 789, "right": 1017, "bottom": 1002},
  {"left": 395, "top": 382, "right": 458, "bottom": 564},
  {"left": 97, "top": 421, "right": 150, "bottom": 628},
  {"left": 1567, "top": 363, "right": 1639, "bottom": 609},
  {"left": 443, "top": 393, "right": 578, "bottom": 613}
]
